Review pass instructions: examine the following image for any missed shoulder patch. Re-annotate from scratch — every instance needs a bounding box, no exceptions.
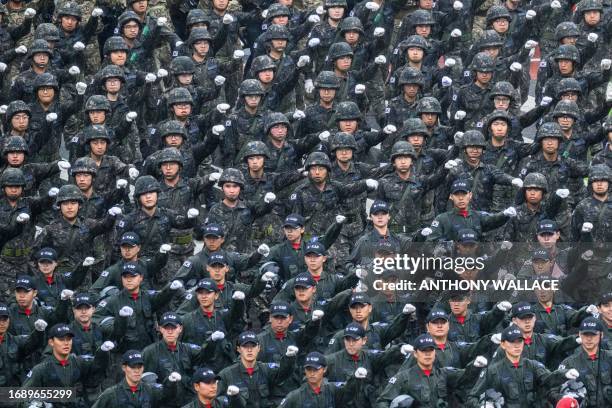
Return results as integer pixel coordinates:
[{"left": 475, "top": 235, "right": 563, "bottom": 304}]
[
  {"left": 98, "top": 300, "right": 107, "bottom": 308},
  {"left": 268, "top": 362, "right": 279, "bottom": 369},
  {"left": 539, "top": 61, "right": 547, "bottom": 67},
  {"left": 71, "top": 136, "right": 79, "bottom": 143},
  {"left": 118, "top": 221, "right": 125, "bottom": 228},
  {"left": 188, "top": 343, "right": 201, "bottom": 350},
  {"left": 393, "top": 48, "right": 399, "bottom": 55},
  {"left": 329, "top": 338, "right": 335, "bottom": 345},
  {"left": 225, "top": 120, "right": 232, "bottom": 127},
  {"left": 290, "top": 193, "right": 297, "bottom": 200},
  {"left": 26, "top": 370, "right": 32, "bottom": 378},
  {"left": 182, "top": 261, "right": 192, "bottom": 268},
  {"left": 463, "top": 70, "right": 471, "bottom": 77},
  {"left": 431, "top": 220, "right": 439, "bottom": 227},
  {"left": 101, "top": 270, "right": 109, "bottom": 277},
  {"left": 389, "top": 376, "right": 397, "bottom": 384},
  {"left": 452, "top": 94, "right": 458, "bottom": 101}
]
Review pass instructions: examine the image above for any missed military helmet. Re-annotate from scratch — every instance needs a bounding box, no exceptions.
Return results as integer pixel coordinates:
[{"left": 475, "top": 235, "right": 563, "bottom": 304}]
[
  {"left": 267, "top": 3, "right": 290, "bottom": 19},
  {"left": 555, "top": 22, "right": 580, "bottom": 41},
  {"left": 0, "top": 3, "right": 6, "bottom": 15},
  {"left": 71, "top": 157, "right": 97, "bottom": 176},
  {"left": 478, "top": 30, "right": 504, "bottom": 49},
  {"left": 339, "top": 17, "right": 364, "bottom": 34},
  {"left": 264, "top": 112, "right": 290, "bottom": 134},
  {"left": 103, "top": 36, "right": 129, "bottom": 55},
  {"left": 134, "top": 175, "right": 161, "bottom": 196},
  {"left": 84, "top": 125, "right": 112, "bottom": 143},
  {"left": 556, "top": 78, "right": 582, "bottom": 97},
  {"left": 242, "top": 141, "right": 270, "bottom": 160},
  {"left": 188, "top": 28, "right": 212, "bottom": 45},
  {"left": 186, "top": 8, "right": 211, "bottom": 27},
  {"left": 335, "top": 101, "right": 361, "bottom": 121},
  {"left": 29, "top": 39, "right": 53, "bottom": 57},
  {"left": 85, "top": 95, "right": 111, "bottom": 112},
  {"left": 552, "top": 100, "right": 579, "bottom": 119},
  {"left": 324, "top": 0, "right": 347, "bottom": 8},
  {"left": 604, "top": 116, "right": 612, "bottom": 133},
  {"left": 57, "top": 2, "right": 82, "bottom": 19},
  {"left": 218, "top": 168, "right": 245, "bottom": 187},
  {"left": 170, "top": 56, "right": 196, "bottom": 75},
  {"left": 536, "top": 122, "right": 564, "bottom": 141},
  {"left": 35, "top": 23, "right": 61, "bottom": 42},
  {"left": 5, "top": 100, "right": 31, "bottom": 121},
  {"left": 554, "top": 44, "right": 580, "bottom": 63},
  {"left": 265, "top": 24, "right": 290, "bottom": 41},
  {"left": 469, "top": 52, "right": 495, "bottom": 72},
  {"left": 239, "top": 79, "right": 265, "bottom": 96},
  {"left": 166, "top": 87, "right": 193, "bottom": 107},
  {"left": 401, "top": 35, "right": 429, "bottom": 50},
  {"left": 589, "top": 164, "right": 610, "bottom": 182},
  {"left": 33, "top": 73, "right": 59, "bottom": 91},
  {"left": 330, "top": 132, "right": 358, "bottom": 151},
  {"left": 411, "top": 9, "right": 436, "bottom": 26},
  {"left": 118, "top": 11, "right": 141, "bottom": 29},
  {"left": 158, "top": 147, "right": 184, "bottom": 167},
  {"left": 2, "top": 136, "right": 29, "bottom": 155},
  {"left": 489, "top": 81, "right": 515, "bottom": 99},
  {"left": 462, "top": 130, "right": 487, "bottom": 147},
  {"left": 523, "top": 172, "right": 548, "bottom": 191},
  {"left": 55, "top": 184, "right": 84, "bottom": 204},
  {"left": 328, "top": 42, "right": 353, "bottom": 60},
  {"left": 98, "top": 64, "right": 126, "bottom": 83},
  {"left": 0, "top": 168, "right": 26, "bottom": 187},
  {"left": 486, "top": 110, "right": 511, "bottom": 129},
  {"left": 577, "top": 0, "right": 604, "bottom": 13},
  {"left": 398, "top": 67, "right": 425, "bottom": 86},
  {"left": 486, "top": 5, "right": 511, "bottom": 24},
  {"left": 390, "top": 141, "right": 417, "bottom": 160},
  {"left": 416, "top": 97, "right": 442, "bottom": 114},
  {"left": 251, "top": 55, "right": 277, "bottom": 73},
  {"left": 314, "top": 71, "right": 341, "bottom": 89},
  {"left": 304, "top": 152, "right": 332, "bottom": 170},
  {"left": 159, "top": 120, "right": 187, "bottom": 138},
  {"left": 400, "top": 118, "right": 428, "bottom": 138}
]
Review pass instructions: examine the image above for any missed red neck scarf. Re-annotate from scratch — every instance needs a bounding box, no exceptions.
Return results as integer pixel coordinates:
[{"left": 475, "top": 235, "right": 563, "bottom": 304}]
[
  {"left": 217, "top": 284, "right": 225, "bottom": 291},
  {"left": 524, "top": 337, "right": 532, "bottom": 345},
  {"left": 129, "top": 385, "right": 138, "bottom": 393},
  {"left": 59, "top": 359, "right": 69, "bottom": 367},
  {"left": 312, "top": 274, "right": 321, "bottom": 282},
  {"left": 24, "top": 308, "right": 31, "bottom": 316},
  {"left": 512, "top": 361, "right": 519, "bottom": 368},
  {"left": 130, "top": 293, "right": 139, "bottom": 301},
  {"left": 204, "top": 310, "right": 213, "bottom": 319},
  {"left": 437, "top": 343, "right": 446, "bottom": 351},
  {"left": 422, "top": 369, "right": 431, "bottom": 377},
  {"left": 45, "top": 276, "right": 54, "bottom": 285},
  {"left": 82, "top": 325, "right": 90, "bottom": 332},
  {"left": 246, "top": 367, "right": 254, "bottom": 376},
  {"left": 455, "top": 315, "right": 466, "bottom": 325},
  {"left": 291, "top": 242, "right": 301, "bottom": 250},
  {"left": 311, "top": 386, "right": 321, "bottom": 395},
  {"left": 545, "top": 307, "right": 552, "bottom": 314},
  {"left": 0, "top": 335, "right": 4, "bottom": 344},
  {"left": 457, "top": 210, "right": 468, "bottom": 218},
  {"left": 274, "top": 331, "right": 285, "bottom": 341},
  {"left": 351, "top": 354, "right": 359, "bottom": 362},
  {"left": 589, "top": 354, "right": 597, "bottom": 361},
  {"left": 168, "top": 344, "right": 177, "bottom": 352}
]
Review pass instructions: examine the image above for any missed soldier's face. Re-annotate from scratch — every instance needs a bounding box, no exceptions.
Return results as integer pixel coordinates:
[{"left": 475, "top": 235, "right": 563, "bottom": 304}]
[
  {"left": 88, "top": 110, "right": 106, "bottom": 124},
  {"left": 450, "top": 191, "right": 471, "bottom": 210},
  {"left": 120, "top": 244, "right": 140, "bottom": 261},
  {"left": 160, "top": 324, "right": 182, "bottom": 344},
  {"left": 338, "top": 119, "right": 357, "bottom": 133},
  {"left": 327, "top": 6, "right": 345, "bottom": 20},
  {"left": 349, "top": 303, "right": 371, "bottom": 322},
  {"left": 73, "top": 304, "right": 94, "bottom": 325},
  {"left": 238, "top": 343, "right": 260, "bottom": 362},
  {"left": 407, "top": 47, "right": 424, "bottom": 63},
  {"left": 122, "top": 22, "right": 140, "bottom": 39},
  {"left": 344, "top": 30, "right": 360, "bottom": 45},
  {"left": 319, "top": 88, "right": 336, "bottom": 103},
  {"left": 305, "top": 367, "right": 326, "bottom": 385},
  {"left": 222, "top": 182, "right": 241, "bottom": 201},
  {"left": 475, "top": 71, "right": 492, "bottom": 85},
  {"left": 415, "top": 348, "right": 436, "bottom": 367},
  {"left": 482, "top": 47, "right": 500, "bottom": 59},
  {"left": 271, "top": 39, "right": 287, "bottom": 52},
  {"left": 294, "top": 285, "right": 315, "bottom": 302},
  {"left": 449, "top": 298, "right": 470, "bottom": 315},
  {"left": 164, "top": 134, "right": 184, "bottom": 148},
  {"left": 3, "top": 186, "right": 23, "bottom": 200},
  {"left": 408, "top": 135, "right": 424, "bottom": 151},
  {"left": 490, "top": 120, "right": 508, "bottom": 138},
  {"left": 304, "top": 253, "right": 326, "bottom": 271},
  {"left": 247, "top": 155, "right": 265, "bottom": 172},
  {"left": 335, "top": 148, "right": 353, "bottom": 163},
  {"left": 456, "top": 242, "right": 478, "bottom": 256},
  {"left": 196, "top": 289, "right": 218, "bottom": 309},
  {"left": 557, "top": 59, "right": 574, "bottom": 75},
  {"left": 465, "top": 146, "right": 483, "bottom": 161},
  {"left": 139, "top": 191, "right": 158, "bottom": 209},
  {"left": 536, "top": 232, "right": 559, "bottom": 249},
  {"left": 270, "top": 314, "right": 293, "bottom": 332},
  {"left": 60, "top": 200, "right": 80, "bottom": 220},
  {"left": 599, "top": 302, "right": 612, "bottom": 325},
  {"left": 560, "top": 91, "right": 579, "bottom": 102},
  {"left": 257, "top": 69, "right": 275, "bottom": 84},
  {"left": 579, "top": 332, "right": 600, "bottom": 353},
  {"left": 49, "top": 336, "right": 73, "bottom": 357},
  {"left": 37, "top": 260, "right": 57, "bottom": 276},
  {"left": 512, "top": 314, "right": 536, "bottom": 333},
  {"left": 104, "top": 78, "right": 122, "bottom": 94},
  {"left": 89, "top": 139, "right": 108, "bottom": 156},
  {"left": 393, "top": 155, "right": 413, "bottom": 173},
  {"left": 279, "top": 0, "right": 293, "bottom": 6},
  {"left": 525, "top": 188, "right": 543, "bottom": 204},
  {"left": 309, "top": 165, "right": 328, "bottom": 183},
  {"left": 419, "top": 0, "right": 433, "bottom": 9},
  {"left": 370, "top": 211, "right": 389, "bottom": 228},
  {"left": 194, "top": 380, "right": 218, "bottom": 399},
  {"left": 193, "top": 40, "right": 210, "bottom": 56},
  {"left": 493, "top": 96, "right": 510, "bottom": 110},
  {"left": 535, "top": 288, "right": 554, "bottom": 304},
  {"left": 541, "top": 137, "right": 559, "bottom": 154},
  {"left": 204, "top": 235, "right": 224, "bottom": 251},
  {"left": 531, "top": 258, "right": 552, "bottom": 275},
  {"left": 37, "top": 86, "right": 55, "bottom": 104},
  {"left": 272, "top": 16, "right": 289, "bottom": 25},
  {"left": 492, "top": 18, "right": 509, "bottom": 33},
  {"left": 161, "top": 162, "right": 180, "bottom": 180},
  {"left": 244, "top": 95, "right": 261, "bottom": 109},
  {"left": 584, "top": 10, "right": 601, "bottom": 26},
  {"left": 123, "top": 364, "right": 144, "bottom": 384},
  {"left": 402, "top": 84, "right": 420, "bottom": 99},
  {"left": 556, "top": 115, "right": 574, "bottom": 131},
  {"left": 343, "top": 336, "right": 366, "bottom": 355},
  {"left": 560, "top": 36, "right": 577, "bottom": 45},
  {"left": 592, "top": 180, "right": 608, "bottom": 195},
  {"left": 0, "top": 316, "right": 9, "bottom": 335},
  {"left": 501, "top": 338, "right": 524, "bottom": 359},
  {"left": 421, "top": 113, "right": 437, "bottom": 127},
  {"left": 177, "top": 74, "right": 193, "bottom": 85},
  {"left": 75, "top": 173, "right": 93, "bottom": 191},
  {"left": 121, "top": 273, "right": 143, "bottom": 291},
  {"left": 11, "top": 112, "right": 29, "bottom": 132},
  {"left": 335, "top": 56, "right": 352, "bottom": 72},
  {"left": 269, "top": 124, "right": 288, "bottom": 141},
  {"left": 213, "top": 0, "right": 229, "bottom": 11},
  {"left": 283, "top": 226, "right": 303, "bottom": 242},
  {"left": 415, "top": 25, "right": 431, "bottom": 37},
  {"left": 131, "top": 0, "right": 148, "bottom": 14},
  {"left": 33, "top": 53, "right": 49, "bottom": 68},
  {"left": 5, "top": 152, "right": 25, "bottom": 166},
  {"left": 110, "top": 51, "right": 127, "bottom": 66},
  {"left": 207, "top": 264, "right": 228, "bottom": 283},
  {"left": 15, "top": 288, "right": 36, "bottom": 308},
  {"left": 427, "top": 319, "right": 449, "bottom": 337},
  {"left": 61, "top": 16, "right": 79, "bottom": 32}
]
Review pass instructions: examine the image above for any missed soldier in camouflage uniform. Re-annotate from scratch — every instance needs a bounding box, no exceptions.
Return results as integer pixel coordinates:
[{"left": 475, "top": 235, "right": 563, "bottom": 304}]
[
  {"left": 382, "top": 67, "right": 423, "bottom": 133},
  {"left": 416, "top": 96, "right": 454, "bottom": 149},
  {"left": 571, "top": 164, "right": 611, "bottom": 243},
  {"left": 306, "top": 0, "right": 347, "bottom": 73},
  {"left": 294, "top": 70, "right": 339, "bottom": 141}
]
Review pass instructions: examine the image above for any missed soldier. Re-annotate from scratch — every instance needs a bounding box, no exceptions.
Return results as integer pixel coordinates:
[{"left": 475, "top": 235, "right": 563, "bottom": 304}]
[
  {"left": 306, "top": 0, "right": 347, "bottom": 72},
  {"left": 383, "top": 67, "right": 424, "bottom": 131},
  {"left": 114, "top": 9, "right": 168, "bottom": 72},
  {"left": 294, "top": 70, "right": 340, "bottom": 140},
  {"left": 571, "top": 164, "right": 611, "bottom": 243},
  {"left": 182, "top": 366, "right": 246, "bottom": 407}
]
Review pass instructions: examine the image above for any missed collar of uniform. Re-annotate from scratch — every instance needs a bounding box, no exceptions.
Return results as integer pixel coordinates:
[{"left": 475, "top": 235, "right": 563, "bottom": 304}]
[
  {"left": 452, "top": 208, "right": 472, "bottom": 217},
  {"left": 60, "top": 216, "right": 82, "bottom": 228},
  {"left": 344, "top": 349, "right": 363, "bottom": 361},
  {"left": 240, "top": 363, "right": 259, "bottom": 375},
  {"left": 54, "top": 356, "right": 71, "bottom": 366},
  {"left": 121, "top": 378, "right": 140, "bottom": 392},
  {"left": 161, "top": 178, "right": 187, "bottom": 190},
  {"left": 331, "top": 160, "right": 356, "bottom": 174},
  {"left": 138, "top": 206, "right": 160, "bottom": 219},
  {"left": 504, "top": 358, "right": 523, "bottom": 369},
  {"left": 222, "top": 199, "right": 247, "bottom": 210},
  {"left": 122, "top": 288, "right": 142, "bottom": 299}
]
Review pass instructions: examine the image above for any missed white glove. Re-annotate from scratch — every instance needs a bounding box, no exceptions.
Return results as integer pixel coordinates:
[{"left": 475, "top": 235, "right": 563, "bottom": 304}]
[
  {"left": 223, "top": 14, "right": 234, "bottom": 24},
  {"left": 0, "top": 105, "right": 6, "bottom": 114},
  {"left": 403, "top": 303, "right": 416, "bottom": 314},
  {"left": 217, "top": 103, "right": 230, "bottom": 114},
  {"left": 212, "top": 125, "right": 225, "bottom": 135},
  {"left": 168, "top": 372, "right": 182, "bottom": 382},
  {"left": 356, "top": 267, "right": 367, "bottom": 279},
  {"left": 82, "top": 257, "right": 95, "bottom": 267},
  {"left": 69, "top": 66, "right": 80, "bottom": 76},
  {"left": 501, "top": 241, "right": 513, "bottom": 250},
  {"left": 588, "top": 33, "right": 599, "bottom": 42},
  {"left": 540, "top": 96, "right": 553, "bottom": 106},
  {"left": 170, "top": 280, "right": 183, "bottom": 290},
  {"left": 453, "top": 1, "right": 464, "bottom": 10},
  {"left": 16, "top": 213, "right": 30, "bottom": 223},
  {"left": 450, "top": 29, "right": 462, "bottom": 38},
  {"left": 232, "top": 291, "right": 245, "bottom": 300},
  {"left": 586, "top": 304, "right": 599, "bottom": 316},
  {"left": 264, "top": 192, "right": 276, "bottom": 203},
  {"left": 551, "top": 0, "right": 562, "bottom": 9},
  {"left": 157, "top": 17, "right": 167, "bottom": 27},
  {"left": 441, "top": 76, "right": 453, "bottom": 87},
  {"left": 601, "top": 59, "right": 611, "bottom": 70},
  {"left": 187, "top": 208, "right": 199, "bottom": 219},
  {"left": 383, "top": 124, "right": 397, "bottom": 134},
  {"left": 128, "top": 168, "right": 139, "bottom": 180},
  {"left": 525, "top": 10, "right": 536, "bottom": 19},
  {"left": 119, "top": 306, "right": 134, "bottom": 317},
  {"left": 116, "top": 179, "right": 128, "bottom": 189},
  {"left": 454, "top": 110, "right": 466, "bottom": 120},
  {"left": 175, "top": 40, "right": 184, "bottom": 48},
  {"left": 491, "top": 333, "right": 502, "bottom": 344},
  {"left": 233, "top": 49, "right": 244, "bottom": 59},
  {"left": 293, "top": 110, "right": 306, "bottom": 119},
  {"left": 400, "top": 344, "right": 414, "bottom": 355},
  {"left": 261, "top": 271, "right": 277, "bottom": 282},
  {"left": 565, "top": 369, "right": 579, "bottom": 380},
  {"left": 213, "top": 75, "right": 226, "bottom": 86},
  {"left": 91, "top": 8, "right": 103, "bottom": 17},
  {"left": 126, "top": 111, "right": 138, "bottom": 122},
  {"left": 108, "top": 206, "right": 122, "bottom": 216},
  {"left": 510, "top": 62, "right": 522, "bottom": 72},
  {"left": 421, "top": 227, "right": 433, "bottom": 236},
  {"left": 497, "top": 301, "right": 512, "bottom": 312},
  {"left": 474, "top": 356, "right": 488, "bottom": 368},
  {"left": 257, "top": 244, "right": 270, "bottom": 256},
  {"left": 581, "top": 222, "right": 593, "bottom": 233},
  {"left": 512, "top": 178, "right": 523, "bottom": 188},
  {"left": 24, "top": 8, "right": 36, "bottom": 18},
  {"left": 373, "top": 27, "right": 385, "bottom": 37},
  {"left": 555, "top": 188, "right": 569, "bottom": 198},
  {"left": 308, "top": 14, "right": 320, "bottom": 23},
  {"left": 316, "top": 5, "right": 325, "bottom": 15},
  {"left": 145, "top": 73, "right": 157, "bottom": 83},
  {"left": 375, "top": 55, "right": 386, "bottom": 65},
  {"left": 76, "top": 82, "right": 87, "bottom": 95},
  {"left": 319, "top": 130, "right": 330, "bottom": 142},
  {"left": 15, "top": 45, "right": 27, "bottom": 54},
  {"left": 297, "top": 55, "right": 311, "bottom": 68},
  {"left": 100, "top": 341, "right": 115, "bottom": 351},
  {"left": 305, "top": 79, "right": 315, "bottom": 93},
  {"left": 312, "top": 310, "right": 324, "bottom": 321},
  {"left": 157, "top": 68, "right": 168, "bottom": 78},
  {"left": 57, "top": 160, "right": 71, "bottom": 171},
  {"left": 365, "top": 1, "right": 380, "bottom": 11},
  {"left": 503, "top": 207, "right": 517, "bottom": 217},
  {"left": 73, "top": 41, "right": 85, "bottom": 51},
  {"left": 355, "top": 84, "right": 366, "bottom": 94},
  {"left": 46, "top": 113, "right": 58, "bottom": 122},
  {"left": 48, "top": 187, "right": 59, "bottom": 197},
  {"left": 227, "top": 385, "right": 240, "bottom": 396},
  {"left": 34, "top": 319, "right": 48, "bottom": 332},
  {"left": 209, "top": 172, "right": 221, "bottom": 182},
  {"left": 524, "top": 40, "right": 538, "bottom": 50},
  {"left": 355, "top": 367, "right": 368, "bottom": 379},
  {"left": 211, "top": 331, "right": 225, "bottom": 341},
  {"left": 286, "top": 345, "right": 299, "bottom": 357},
  {"left": 445, "top": 58, "right": 457, "bottom": 68},
  {"left": 0, "top": 62, "right": 7, "bottom": 73},
  {"left": 308, "top": 38, "right": 320, "bottom": 48},
  {"left": 159, "top": 244, "right": 171, "bottom": 254},
  {"left": 582, "top": 249, "right": 594, "bottom": 260},
  {"left": 261, "top": 9, "right": 269, "bottom": 18},
  {"left": 335, "top": 214, "right": 346, "bottom": 224},
  {"left": 366, "top": 179, "right": 378, "bottom": 190}
]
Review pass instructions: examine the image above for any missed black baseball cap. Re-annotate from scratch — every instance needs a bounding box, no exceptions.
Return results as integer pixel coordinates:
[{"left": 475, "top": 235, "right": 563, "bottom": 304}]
[
  {"left": 293, "top": 273, "right": 316, "bottom": 288},
  {"left": 283, "top": 214, "right": 305, "bottom": 228},
  {"left": 501, "top": 326, "right": 523, "bottom": 342},
  {"left": 349, "top": 293, "right": 371, "bottom": 306},
  {"left": 537, "top": 220, "right": 558, "bottom": 235},
  {"left": 0, "top": 303, "right": 9, "bottom": 317},
  {"left": 202, "top": 223, "right": 224, "bottom": 237},
  {"left": 304, "top": 352, "right": 326, "bottom": 369},
  {"left": 369, "top": 200, "right": 390, "bottom": 215},
  {"left": 207, "top": 253, "right": 228, "bottom": 266},
  {"left": 457, "top": 228, "right": 478, "bottom": 244},
  {"left": 120, "top": 231, "right": 141, "bottom": 246},
  {"left": 427, "top": 309, "right": 450, "bottom": 323},
  {"left": 579, "top": 316, "right": 603, "bottom": 334},
  {"left": 195, "top": 278, "right": 219, "bottom": 292},
  {"left": 15, "top": 275, "right": 36, "bottom": 290},
  {"left": 599, "top": 292, "right": 612, "bottom": 306},
  {"left": 238, "top": 331, "right": 259, "bottom": 346},
  {"left": 159, "top": 312, "right": 181, "bottom": 327},
  {"left": 49, "top": 323, "right": 75, "bottom": 339},
  {"left": 37, "top": 247, "right": 58, "bottom": 262},
  {"left": 192, "top": 367, "right": 218, "bottom": 383},
  {"left": 532, "top": 248, "right": 550, "bottom": 261},
  {"left": 270, "top": 301, "right": 292, "bottom": 317},
  {"left": 343, "top": 322, "right": 366, "bottom": 339},
  {"left": 122, "top": 350, "right": 144, "bottom": 366},
  {"left": 414, "top": 334, "right": 436, "bottom": 350},
  {"left": 121, "top": 262, "right": 142, "bottom": 276},
  {"left": 72, "top": 293, "right": 94, "bottom": 308},
  {"left": 450, "top": 179, "right": 471, "bottom": 194},
  {"left": 512, "top": 302, "right": 535, "bottom": 318},
  {"left": 304, "top": 241, "right": 326, "bottom": 256}
]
